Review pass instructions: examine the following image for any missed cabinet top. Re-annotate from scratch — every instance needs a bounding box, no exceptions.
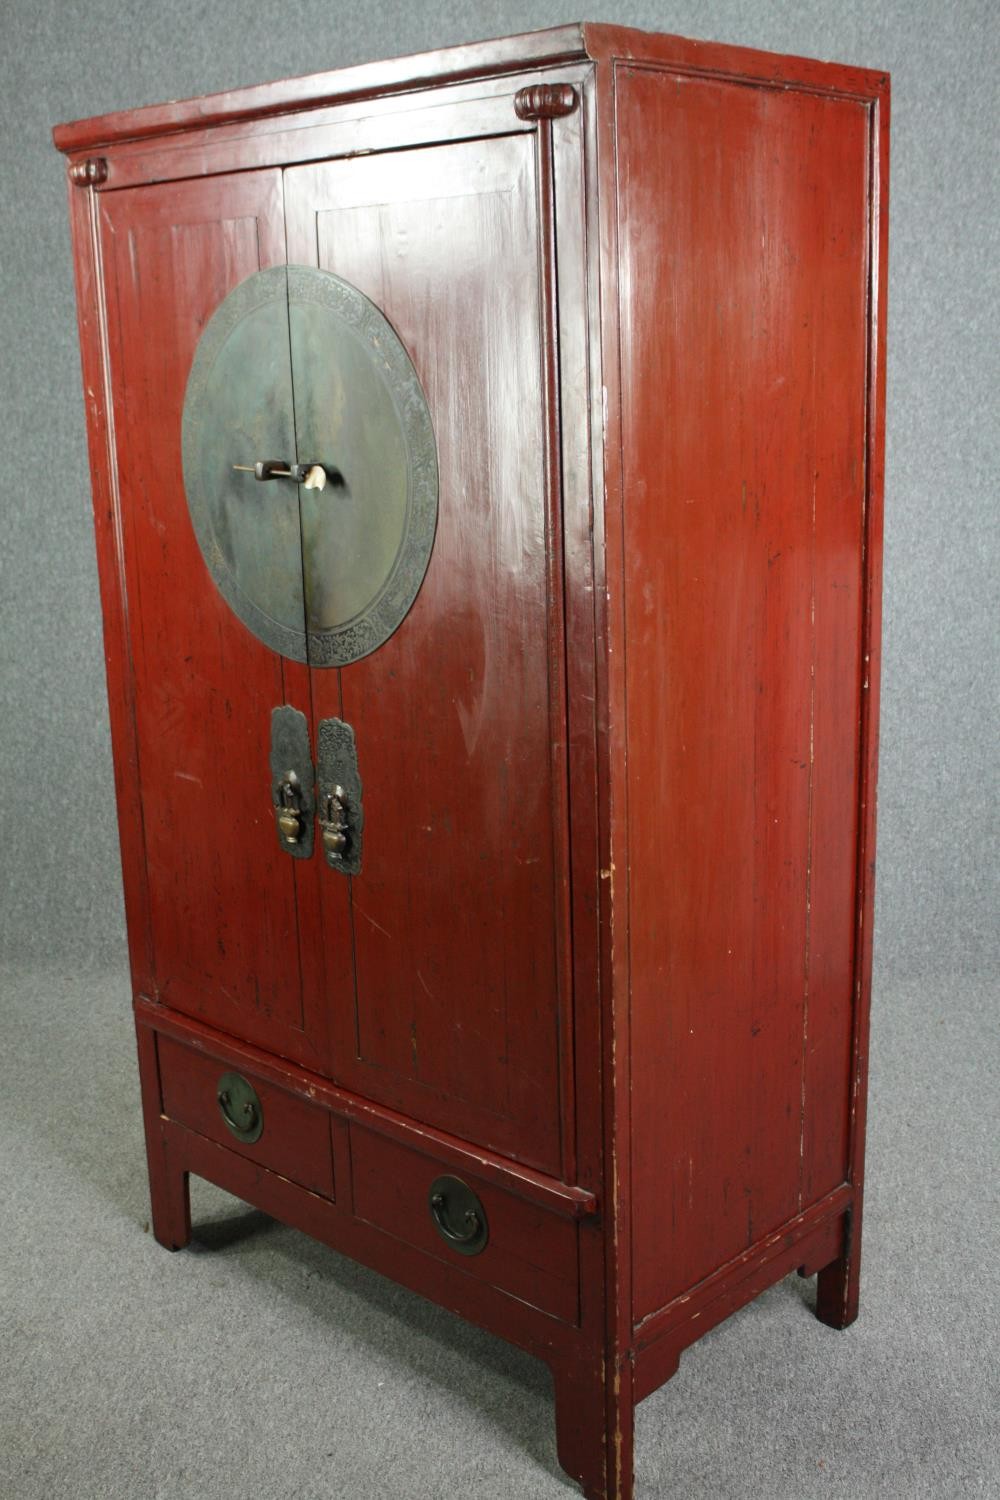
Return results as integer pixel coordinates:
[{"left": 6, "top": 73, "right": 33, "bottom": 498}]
[{"left": 52, "top": 22, "right": 888, "bottom": 156}]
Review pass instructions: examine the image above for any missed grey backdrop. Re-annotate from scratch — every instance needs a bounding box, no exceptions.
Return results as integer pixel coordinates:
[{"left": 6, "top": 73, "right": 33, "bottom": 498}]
[
  {"left": 0, "top": 0, "right": 996, "bottom": 979},
  {"left": 1, "top": 4, "right": 997, "bottom": 1499}
]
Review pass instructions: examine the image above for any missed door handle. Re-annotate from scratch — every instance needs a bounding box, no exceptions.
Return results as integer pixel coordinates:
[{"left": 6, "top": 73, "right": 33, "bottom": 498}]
[
  {"left": 268, "top": 708, "right": 360, "bottom": 869},
  {"left": 269, "top": 705, "right": 315, "bottom": 858},
  {"left": 216, "top": 1071, "right": 264, "bottom": 1144},
  {"left": 317, "top": 718, "right": 363, "bottom": 875},
  {"left": 275, "top": 775, "right": 305, "bottom": 844},
  {"left": 428, "top": 1175, "right": 489, "bottom": 1257},
  {"left": 318, "top": 784, "right": 350, "bottom": 858},
  {"left": 233, "top": 459, "right": 332, "bottom": 488}
]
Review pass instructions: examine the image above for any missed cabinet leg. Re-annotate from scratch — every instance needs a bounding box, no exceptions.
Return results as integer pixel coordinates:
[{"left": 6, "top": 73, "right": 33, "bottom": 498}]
[
  {"left": 815, "top": 1209, "right": 862, "bottom": 1329},
  {"left": 551, "top": 1350, "right": 634, "bottom": 1500},
  {"left": 147, "top": 1137, "right": 191, "bottom": 1252},
  {"left": 136, "top": 1022, "right": 191, "bottom": 1251}
]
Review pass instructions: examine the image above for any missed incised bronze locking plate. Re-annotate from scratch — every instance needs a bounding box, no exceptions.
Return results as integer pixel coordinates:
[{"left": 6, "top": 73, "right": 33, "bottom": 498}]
[{"left": 182, "top": 265, "right": 438, "bottom": 666}]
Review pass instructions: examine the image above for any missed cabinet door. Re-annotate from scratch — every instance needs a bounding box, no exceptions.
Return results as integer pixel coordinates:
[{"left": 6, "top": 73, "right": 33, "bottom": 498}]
[
  {"left": 285, "top": 113, "right": 577, "bottom": 1173},
  {"left": 99, "top": 173, "right": 327, "bottom": 1069}
]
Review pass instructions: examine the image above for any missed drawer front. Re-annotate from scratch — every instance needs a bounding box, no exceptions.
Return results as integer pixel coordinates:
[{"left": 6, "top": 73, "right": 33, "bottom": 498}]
[
  {"left": 157, "top": 1033, "right": 335, "bottom": 1199},
  {"left": 350, "top": 1128, "right": 579, "bottom": 1324}
]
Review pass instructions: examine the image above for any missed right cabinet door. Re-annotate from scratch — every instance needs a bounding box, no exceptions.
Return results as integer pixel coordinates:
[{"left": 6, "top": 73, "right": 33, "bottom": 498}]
[{"left": 284, "top": 94, "right": 583, "bottom": 1176}]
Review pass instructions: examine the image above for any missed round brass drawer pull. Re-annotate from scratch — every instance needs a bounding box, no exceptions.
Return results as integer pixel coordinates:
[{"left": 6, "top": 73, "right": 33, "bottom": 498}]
[
  {"left": 216, "top": 1071, "right": 264, "bottom": 1144},
  {"left": 428, "top": 1174, "right": 489, "bottom": 1257}
]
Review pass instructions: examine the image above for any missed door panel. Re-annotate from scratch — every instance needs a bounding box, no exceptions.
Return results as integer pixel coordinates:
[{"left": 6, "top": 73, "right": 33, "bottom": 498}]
[
  {"left": 285, "top": 131, "right": 568, "bottom": 1172},
  {"left": 100, "top": 173, "right": 325, "bottom": 1068}
]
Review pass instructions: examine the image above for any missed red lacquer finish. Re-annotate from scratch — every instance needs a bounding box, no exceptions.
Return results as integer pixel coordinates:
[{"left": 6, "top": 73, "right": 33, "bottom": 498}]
[
  {"left": 284, "top": 124, "right": 572, "bottom": 1174},
  {"left": 615, "top": 66, "right": 871, "bottom": 1324},
  {"left": 95, "top": 170, "right": 328, "bottom": 1069},
  {"left": 157, "top": 1032, "right": 336, "bottom": 1198},
  {"left": 56, "top": 24, "right": 888, "bottom": 1500}
]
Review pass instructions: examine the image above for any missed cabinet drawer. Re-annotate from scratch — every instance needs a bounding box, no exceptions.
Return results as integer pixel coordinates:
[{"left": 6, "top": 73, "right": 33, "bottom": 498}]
[
  {"left": 350, "top": 1127, "right": 579, "bottom": 1324},
  {"left": 157, "top": 1034, "right": 335, "bottom": 1200}
]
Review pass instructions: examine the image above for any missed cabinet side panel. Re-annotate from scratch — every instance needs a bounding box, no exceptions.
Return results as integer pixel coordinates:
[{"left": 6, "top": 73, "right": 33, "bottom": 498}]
[{"left": 615, "top": 67, "right": 872, "bottom": 1321}]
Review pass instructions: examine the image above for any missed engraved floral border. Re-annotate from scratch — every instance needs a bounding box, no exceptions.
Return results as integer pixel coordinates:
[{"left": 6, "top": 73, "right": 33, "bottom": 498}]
[{"left": 287, "top": 265, "right": 439, "bottom": 669}]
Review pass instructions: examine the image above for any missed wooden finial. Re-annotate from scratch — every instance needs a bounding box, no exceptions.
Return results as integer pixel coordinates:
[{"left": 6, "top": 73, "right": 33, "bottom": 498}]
[
  {"left": 69, "top": 158, "right": 108, "bottom": 188},
  {"left": 514, "top": 84, "right": 578, "bottom": 122}
]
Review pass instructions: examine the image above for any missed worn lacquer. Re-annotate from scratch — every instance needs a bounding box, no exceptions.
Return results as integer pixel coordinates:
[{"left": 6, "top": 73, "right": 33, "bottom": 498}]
[{"left": 56, "top": 25, "right": 888, "bottom": 1500}]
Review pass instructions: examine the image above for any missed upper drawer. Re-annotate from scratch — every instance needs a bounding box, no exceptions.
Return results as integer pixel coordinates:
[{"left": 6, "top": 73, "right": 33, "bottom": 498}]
[
  {"left": 350, "top": 1126, "right": 579, "bottom": 1324},
  {"left": 157, "top": 1033, "right": 335, "bottom": 1200}
]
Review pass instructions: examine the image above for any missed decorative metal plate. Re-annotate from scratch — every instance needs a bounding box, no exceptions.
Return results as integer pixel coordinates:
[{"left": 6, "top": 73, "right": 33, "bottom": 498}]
[
  {"left": 287, "top": 267, "right": 439, "bottom": 668},
  {"left": 316, "top": 715, "right": 364, "bottom": 876},
  {"left": 182, "top": 267, "right": 306, "bottom": 661},
  {"left": 428, "top": 1175, "right": 489, "bottom": 1257},
  {"left": 182, "top": 265, "right": 438, "bottom": 666},
  {"left": 216, "top": 1071, "right": 264, "bottom": 1144},
  {"left": 269, "top": 704, "right": 315, "bottom": 859}
]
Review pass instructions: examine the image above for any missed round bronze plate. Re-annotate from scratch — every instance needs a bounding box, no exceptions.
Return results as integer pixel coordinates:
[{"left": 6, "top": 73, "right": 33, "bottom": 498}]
[
  {"left": 182, "top": 265, "right": 438, "bottom": 666},
  {"left": 428, "top": 1174, "right": 489, "bottom": 1257},
  {"left": 216, "top": 1070, "right": 264, "bottom": 1144}
]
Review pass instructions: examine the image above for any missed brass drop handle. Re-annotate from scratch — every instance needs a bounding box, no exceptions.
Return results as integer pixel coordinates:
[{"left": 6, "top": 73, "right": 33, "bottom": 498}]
[
  {"left": 275, "top": 775, "right": 304, "bottom": 844},
  {"left": 427, "top": 1175, "right": 489, "bottom": 1257},
  {"left": 218, "top": 1087, "right": 258, "bottom": 1135},
  {"left": 270, "top": 706, "right": 314, "bottom": 860},
  {"left": 316, "top": 718, "right": 362, "bottom": 875},
  {"left": 216, "top": 1071, "right": 264, "bottom": 1143},
  {"left": 319, "top": 785, "right": 349, "bottom": 857},
  {"left": 430, "top": 1192, "right": 482, "bottom": 1246},
  {"left": 233, "top": 459, "right": 332, "bottom": 489}
]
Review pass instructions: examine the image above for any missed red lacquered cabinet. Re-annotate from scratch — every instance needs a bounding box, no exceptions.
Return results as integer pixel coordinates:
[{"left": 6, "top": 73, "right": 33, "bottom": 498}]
[{"left": 54, "top": 24, "right": 888, "bottom": 1498}]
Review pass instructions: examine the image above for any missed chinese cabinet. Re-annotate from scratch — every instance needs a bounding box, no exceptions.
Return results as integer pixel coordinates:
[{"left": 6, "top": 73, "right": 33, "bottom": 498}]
[{"left": 54, "top": 23, "right": 889, "bottom": 1499}]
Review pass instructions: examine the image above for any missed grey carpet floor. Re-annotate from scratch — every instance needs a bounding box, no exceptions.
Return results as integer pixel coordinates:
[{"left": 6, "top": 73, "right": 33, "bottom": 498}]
[{"left": 1, "top": 963, "right": 996, "bottom": 1499}]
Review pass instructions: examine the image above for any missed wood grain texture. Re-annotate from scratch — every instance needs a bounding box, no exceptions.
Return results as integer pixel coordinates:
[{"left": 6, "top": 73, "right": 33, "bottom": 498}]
[
  {"left": 157, "top": 1031, "right": 336, "bottom": 1198},
  {"left": 55, "top": 27, "right": 889, "bottom": 1500},
  {"left": 97, "top": 170, "right": 327, "bottom": 1069},
  {"left": 136, "top": 1017, "right": 191, "bottom": 1251},
  {"left": 60, "top": 83, "right": 568, "bottom": 197},
  {"left": 152, "top": 1110, "right": 592, "bottom": 1362},
  {"left": 51, "top": 22, "right": 888, "bottom": 157},
  {"left": 587, "top": 45, "right": 636, "bottom": 1500},
  {"left": 52, "top": 26, "right": 590, "bottom": 152},
  {"left": 351, "top": 1126, "right": 579, "bottom": 1324},
  {"left": 583, "top": 22, "right": 888, "bottom": 99},
  {"left": 612, "top": 66, "right": 875, "bottom": 1324},
  {"left": 632, "top": 1195, "right": 848, "bottom": 1401},
  {"left": 135, "top": 994, "right": 597, "bottom": 1220},
  {"left": 285, "top": 125, "right": 573, "bottom": 1175},
  {"left": 817, "top": 81, "right": 891, "bottom": 1334},
  {"left": 64, "top": 177, "right": 155, "bottom": 999}
]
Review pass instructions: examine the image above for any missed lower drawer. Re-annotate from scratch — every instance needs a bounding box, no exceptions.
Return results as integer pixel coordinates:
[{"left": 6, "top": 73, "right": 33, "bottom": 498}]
[
  {"left": 157, "top": 1033, "right": 335, "bottom": 1200},
  {"left": 350, "top": 1126, "right": 579, "bottom": 1324}
]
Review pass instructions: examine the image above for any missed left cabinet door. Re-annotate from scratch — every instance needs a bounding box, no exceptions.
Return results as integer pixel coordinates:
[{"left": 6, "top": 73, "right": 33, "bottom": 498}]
[{"left": 98, "top": 171, "right": 328, "bottom": 1070}]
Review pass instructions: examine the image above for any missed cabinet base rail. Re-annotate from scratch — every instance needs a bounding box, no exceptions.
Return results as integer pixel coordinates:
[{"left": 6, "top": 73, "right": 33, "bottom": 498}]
[{"left": 136, "top": 1003, "right": 857, "bottom": 1500}]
